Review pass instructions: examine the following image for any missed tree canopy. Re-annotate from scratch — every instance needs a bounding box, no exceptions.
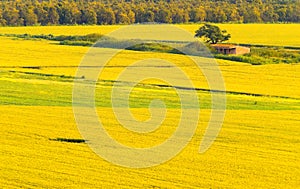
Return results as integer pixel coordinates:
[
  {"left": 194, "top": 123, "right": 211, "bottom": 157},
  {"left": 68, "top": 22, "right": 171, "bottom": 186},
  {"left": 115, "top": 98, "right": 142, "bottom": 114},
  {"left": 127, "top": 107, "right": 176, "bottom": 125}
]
[
  {"left": 0, "top": 0, "right": 299, "bottom": 26},
  {"left": 195, "top": 24, "right": 231, "bottom": 44}
]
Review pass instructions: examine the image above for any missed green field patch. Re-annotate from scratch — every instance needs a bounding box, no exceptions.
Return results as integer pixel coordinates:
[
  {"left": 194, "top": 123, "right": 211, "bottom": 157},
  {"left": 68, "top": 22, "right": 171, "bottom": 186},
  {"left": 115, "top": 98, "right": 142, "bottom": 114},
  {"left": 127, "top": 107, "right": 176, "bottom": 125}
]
[{"left": 0, "top": 71, "right": 299, "bottom": 110}]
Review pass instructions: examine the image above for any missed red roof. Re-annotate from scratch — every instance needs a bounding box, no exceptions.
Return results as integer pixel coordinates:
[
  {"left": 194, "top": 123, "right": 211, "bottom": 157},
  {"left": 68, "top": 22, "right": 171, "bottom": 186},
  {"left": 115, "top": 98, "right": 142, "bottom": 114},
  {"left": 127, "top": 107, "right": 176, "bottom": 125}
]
[{"left": 211, "top": 44, "right": 237, "bottom": 49}]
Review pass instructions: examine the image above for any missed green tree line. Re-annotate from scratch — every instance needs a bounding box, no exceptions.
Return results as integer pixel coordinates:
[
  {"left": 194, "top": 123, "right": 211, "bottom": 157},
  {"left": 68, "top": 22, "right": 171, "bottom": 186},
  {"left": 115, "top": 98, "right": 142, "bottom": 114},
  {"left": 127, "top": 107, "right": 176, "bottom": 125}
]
[{"left": 0, "top": 0, "right": 299, "bottom": 26}]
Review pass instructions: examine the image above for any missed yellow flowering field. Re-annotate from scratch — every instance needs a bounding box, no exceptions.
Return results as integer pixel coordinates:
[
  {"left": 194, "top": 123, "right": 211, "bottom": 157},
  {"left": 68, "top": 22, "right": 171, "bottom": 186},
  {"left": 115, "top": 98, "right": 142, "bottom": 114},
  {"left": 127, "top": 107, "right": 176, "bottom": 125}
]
[
  {"left": 1, "top": 24, "right": 299, "bottom": 46},
  {"left": 0, "top": 24, "right": 300, "bottom": 188},
  {"left": 0, "top": 25, "right": 119, "bottom": 35},
  {"left": 180, "top": 24, "right": 300, "bottom": 47},
  {"left": 1, "top": 107, "right": 299, "bottom": 188},
  {"left": 1, "top": 36, "right": 299, "bottom": 98}
]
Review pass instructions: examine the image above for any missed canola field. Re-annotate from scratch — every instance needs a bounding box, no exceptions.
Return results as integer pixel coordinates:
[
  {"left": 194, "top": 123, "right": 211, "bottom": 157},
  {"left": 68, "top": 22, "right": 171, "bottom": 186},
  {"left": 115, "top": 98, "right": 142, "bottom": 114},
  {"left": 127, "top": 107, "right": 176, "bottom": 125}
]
[
  {"left": 1, "top": 24, "right": 300, "bottom": 188},
  {"left": 181, "top": 24, "right": 300, "bottom": 47},
  {"left": 1, "top": 24, "right": 300, "bottom": 46}
]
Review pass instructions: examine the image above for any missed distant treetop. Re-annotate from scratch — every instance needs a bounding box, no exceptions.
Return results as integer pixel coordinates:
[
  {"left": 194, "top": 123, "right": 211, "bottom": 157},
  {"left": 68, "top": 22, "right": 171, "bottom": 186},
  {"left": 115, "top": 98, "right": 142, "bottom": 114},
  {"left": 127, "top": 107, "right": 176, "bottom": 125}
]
[{"left": 0, "top": 0, "right": 299, "bottom": 26}]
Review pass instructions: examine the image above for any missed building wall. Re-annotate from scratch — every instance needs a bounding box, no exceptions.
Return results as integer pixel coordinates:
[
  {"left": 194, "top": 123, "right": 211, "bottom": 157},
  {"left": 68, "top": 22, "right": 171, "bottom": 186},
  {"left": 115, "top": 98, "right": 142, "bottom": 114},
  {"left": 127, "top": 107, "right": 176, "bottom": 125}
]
[
  {"left": 229, "top": 49, "right": 236, "bottom": 54},
  {"left": 235, "top": 46, "right": 251, "bottom": 55},
  {"left": 212, "top": 45, "right": 250, "bottom": 55}
]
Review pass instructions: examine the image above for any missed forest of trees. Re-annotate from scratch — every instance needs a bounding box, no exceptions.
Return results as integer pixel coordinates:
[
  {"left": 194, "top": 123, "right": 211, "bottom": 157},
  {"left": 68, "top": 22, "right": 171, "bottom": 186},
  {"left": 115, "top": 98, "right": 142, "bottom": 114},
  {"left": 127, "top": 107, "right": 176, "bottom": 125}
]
[{"left": 0, "top": 0, "right": 299, "bottom": 26}]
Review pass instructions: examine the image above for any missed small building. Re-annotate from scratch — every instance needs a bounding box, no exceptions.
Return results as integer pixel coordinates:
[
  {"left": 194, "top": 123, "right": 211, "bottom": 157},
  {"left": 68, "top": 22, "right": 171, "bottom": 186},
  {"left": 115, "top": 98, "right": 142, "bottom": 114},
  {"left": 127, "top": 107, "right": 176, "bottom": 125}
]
[{"left": 211, "top": 44, "right": 250, "bottom": 55}]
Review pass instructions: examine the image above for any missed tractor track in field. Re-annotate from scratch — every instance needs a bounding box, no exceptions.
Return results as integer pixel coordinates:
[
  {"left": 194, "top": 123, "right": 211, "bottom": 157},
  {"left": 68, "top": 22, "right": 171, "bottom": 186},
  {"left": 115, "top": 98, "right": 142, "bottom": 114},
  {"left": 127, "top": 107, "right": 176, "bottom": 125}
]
[
  {"left": 138, "top": 82, "right": 300, "bottom": 101},
  {"left": 2, "top": 69, "right": 300, "bottom": 101}
]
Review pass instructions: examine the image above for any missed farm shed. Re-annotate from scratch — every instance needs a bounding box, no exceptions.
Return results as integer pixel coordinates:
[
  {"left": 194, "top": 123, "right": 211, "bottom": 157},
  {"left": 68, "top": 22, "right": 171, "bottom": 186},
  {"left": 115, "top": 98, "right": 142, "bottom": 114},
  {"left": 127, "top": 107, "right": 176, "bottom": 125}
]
[{"left": 211, "top": 44, "right": 250, "bottom": 55}]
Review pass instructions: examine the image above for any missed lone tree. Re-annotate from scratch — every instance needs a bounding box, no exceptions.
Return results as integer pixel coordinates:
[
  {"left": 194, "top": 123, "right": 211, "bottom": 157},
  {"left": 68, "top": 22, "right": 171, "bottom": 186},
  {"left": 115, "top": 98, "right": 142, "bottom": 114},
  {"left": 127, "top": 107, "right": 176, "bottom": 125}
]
[{"left": 195, "top": 24, "right": 231, "bottom": 44}]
